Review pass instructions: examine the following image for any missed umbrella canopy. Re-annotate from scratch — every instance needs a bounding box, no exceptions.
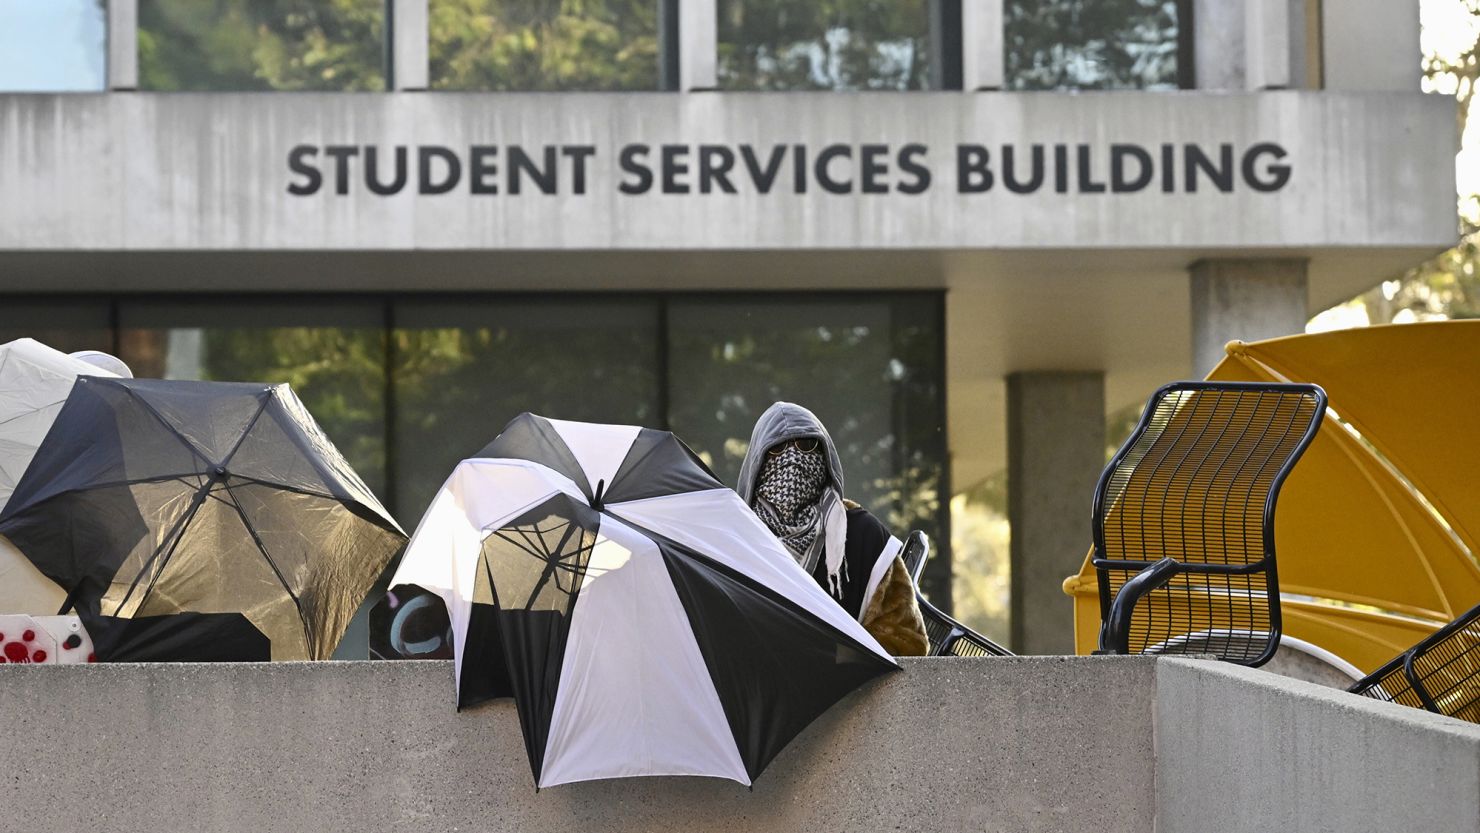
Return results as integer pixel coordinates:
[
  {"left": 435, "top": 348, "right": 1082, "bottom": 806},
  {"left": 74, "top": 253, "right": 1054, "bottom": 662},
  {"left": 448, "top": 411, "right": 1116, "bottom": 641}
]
[
  {"left": 0, "top": 377, "right": 406, "bottom": 660},
  {"left": 1209, "top": 323, "right": 1480, "bottom": 623},
  {"left": 0, "top": 338, "right": 119, "bottom": 512},
  {"left": 1067, "top": 321, "right": 1480, "bottom": 672},
  {"left": 0, "top": 338, "right": 122, "bottom": 615},
  {"left": 390, "top": 413, "right": 897, "bottom": 788}
]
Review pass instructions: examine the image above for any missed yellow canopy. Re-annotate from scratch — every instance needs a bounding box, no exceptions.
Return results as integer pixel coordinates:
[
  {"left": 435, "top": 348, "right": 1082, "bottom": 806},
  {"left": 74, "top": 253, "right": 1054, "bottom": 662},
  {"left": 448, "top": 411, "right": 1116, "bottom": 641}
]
[
  {"left": 1066, "top": 321, "right": 1480, "bottom": 672},
  {"left": 1212, "top": 321, "right": 1480, "bottom": 622}
]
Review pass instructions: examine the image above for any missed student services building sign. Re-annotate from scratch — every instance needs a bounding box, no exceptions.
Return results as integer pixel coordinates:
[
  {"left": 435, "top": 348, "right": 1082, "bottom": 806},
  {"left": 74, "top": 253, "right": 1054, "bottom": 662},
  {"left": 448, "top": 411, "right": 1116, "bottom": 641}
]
[
  {"left": 0, "top": 91, "right": 1454, "bottom": 251},
  {"left": 285, "top": 141, "right": 1293, "bottom": 198}
]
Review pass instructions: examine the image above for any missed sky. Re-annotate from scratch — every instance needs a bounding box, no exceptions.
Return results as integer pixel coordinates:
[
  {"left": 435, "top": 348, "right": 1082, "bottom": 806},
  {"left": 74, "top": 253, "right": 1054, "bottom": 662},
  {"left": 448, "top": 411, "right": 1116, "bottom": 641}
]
[{"left": 0, "top": 0, "right": 106, "bottom": 92}]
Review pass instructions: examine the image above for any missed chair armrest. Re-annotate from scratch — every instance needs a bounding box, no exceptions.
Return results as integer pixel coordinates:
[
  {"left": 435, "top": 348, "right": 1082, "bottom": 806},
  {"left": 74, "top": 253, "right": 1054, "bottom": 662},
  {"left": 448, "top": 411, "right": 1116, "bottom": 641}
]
[{"left": 1097, "top": 557, "right": 1182, "bottom": 655}]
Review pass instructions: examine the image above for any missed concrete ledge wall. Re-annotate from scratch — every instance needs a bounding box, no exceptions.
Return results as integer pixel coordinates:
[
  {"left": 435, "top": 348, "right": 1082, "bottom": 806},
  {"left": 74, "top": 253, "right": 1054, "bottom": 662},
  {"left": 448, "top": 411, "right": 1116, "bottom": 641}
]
[
  {"left": 0, "top": 657, "right": 1156, "bottom": 833},
  {"left": 1156, "top": 658, "right": 1480, "bottom": 833},
  {"left": 3, "top": 656, "right": 1475, "bottom": 832}
]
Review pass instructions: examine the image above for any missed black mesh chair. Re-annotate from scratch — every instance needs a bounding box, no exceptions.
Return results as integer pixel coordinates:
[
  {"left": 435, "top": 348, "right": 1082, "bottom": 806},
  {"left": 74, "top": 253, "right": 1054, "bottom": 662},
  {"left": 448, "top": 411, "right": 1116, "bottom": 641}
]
[
  {"left": 1349, "top": 602, "right": 1480, "bottom": 723},
  {"left": 903, "top": 531, "right": 1012, "bottom": 657},
  {"left": 1092, "top": 381, "right": 1326, "bottom": 667}
]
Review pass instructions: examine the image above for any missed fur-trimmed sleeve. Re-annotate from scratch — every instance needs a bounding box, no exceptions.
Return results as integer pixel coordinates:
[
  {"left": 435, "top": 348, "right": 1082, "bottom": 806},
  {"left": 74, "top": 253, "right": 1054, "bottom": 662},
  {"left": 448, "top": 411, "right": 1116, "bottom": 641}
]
[{"left": 860, "top": 555, "right": 930, "bottom": 657}]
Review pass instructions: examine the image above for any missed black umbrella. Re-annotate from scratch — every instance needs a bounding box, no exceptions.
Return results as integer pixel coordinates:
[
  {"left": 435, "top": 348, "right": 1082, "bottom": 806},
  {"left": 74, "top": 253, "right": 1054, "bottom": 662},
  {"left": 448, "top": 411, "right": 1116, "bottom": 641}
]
[{"left": 0, "top": 377, "right": 406, "bottom": 660}]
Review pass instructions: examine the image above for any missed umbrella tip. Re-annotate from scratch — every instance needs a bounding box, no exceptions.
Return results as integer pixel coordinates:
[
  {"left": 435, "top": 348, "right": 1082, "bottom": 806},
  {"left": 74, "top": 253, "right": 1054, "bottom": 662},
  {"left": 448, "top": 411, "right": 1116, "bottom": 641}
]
[
  {"left": 1225, "top": 339, "right": 1248, "bottom": 357},
  {"left": 591, "top": 479, "right": 606, "bottom": 511}
]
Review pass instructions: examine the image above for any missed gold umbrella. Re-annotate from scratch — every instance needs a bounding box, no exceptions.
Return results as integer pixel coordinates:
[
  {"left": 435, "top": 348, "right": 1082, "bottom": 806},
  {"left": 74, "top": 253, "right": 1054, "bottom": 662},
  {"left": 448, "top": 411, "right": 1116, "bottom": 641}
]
[{"left": 1065, "top": 321, "right": 1480, "bottom": 673}]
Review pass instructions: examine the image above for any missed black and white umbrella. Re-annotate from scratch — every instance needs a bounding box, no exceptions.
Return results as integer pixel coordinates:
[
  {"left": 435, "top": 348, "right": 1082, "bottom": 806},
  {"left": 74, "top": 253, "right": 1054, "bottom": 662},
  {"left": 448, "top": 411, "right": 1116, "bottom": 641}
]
[{"left": 389, "top": 413, "right": 897, "bottom": 788}]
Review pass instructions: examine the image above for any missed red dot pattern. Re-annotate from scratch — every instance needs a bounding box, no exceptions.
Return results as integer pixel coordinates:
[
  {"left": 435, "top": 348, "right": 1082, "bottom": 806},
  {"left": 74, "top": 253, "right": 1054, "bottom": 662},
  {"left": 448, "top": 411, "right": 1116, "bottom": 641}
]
[{"left": 4, "top": 641, "right": 29, "bottom": 663}]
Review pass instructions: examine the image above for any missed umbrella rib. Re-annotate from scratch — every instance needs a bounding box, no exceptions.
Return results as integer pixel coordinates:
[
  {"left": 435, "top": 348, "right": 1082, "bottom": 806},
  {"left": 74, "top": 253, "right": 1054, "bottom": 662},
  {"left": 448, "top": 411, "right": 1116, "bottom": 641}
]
[
  {"left": 0, "top": 399, "right": 68, "bottom": 429},
  {"left": 113, "top": 385, "right": 215, "bottom": 470},
  {"left": 222, "top": 478, "right": 312, "bottom": 657},
  {"left": 218, "top": 393, "right": 276, "bottom": 471},
  {"left": 112, "top": 480, "right": 215, "bottom": 616},
  {"left": 229, "top": 474, "right": 340, "bottom": 503}
]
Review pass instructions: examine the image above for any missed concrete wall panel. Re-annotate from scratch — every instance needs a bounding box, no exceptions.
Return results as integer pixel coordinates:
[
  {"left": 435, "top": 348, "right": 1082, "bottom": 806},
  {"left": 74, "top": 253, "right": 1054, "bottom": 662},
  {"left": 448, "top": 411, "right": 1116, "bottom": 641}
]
[{"left": 0, "top": 91, "right": 1455, "bottom": 251}]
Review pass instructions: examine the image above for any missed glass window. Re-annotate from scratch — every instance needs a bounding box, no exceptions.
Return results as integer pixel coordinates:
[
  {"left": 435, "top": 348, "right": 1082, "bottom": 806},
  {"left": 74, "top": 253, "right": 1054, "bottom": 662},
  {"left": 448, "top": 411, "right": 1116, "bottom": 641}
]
[
  {"left": 116, "top": 299, "right": 390, "bottom": 498},
  {"left": 0, "top": 299, "right": 113, "bottom": 354},
  {"left": 716, "top": 0, "right": 931, "bottom": 91},
  {"left": 391, "top": 298, "right": 661, "bottom": 523},
  {"left": 0, "top": 0, "right": 107, "bottom": 92},
  {"left": 666, "top": 294, "right": 949, "bottom": 601},
  {"left": 138, "top": 0, "right": 386, "bottom": 91},
  {"left": 1005, "top": 0, "right": 1184, "bottom": 91},
  {"left": 428, "top": 0, "right": 660, "bottom": 91}
]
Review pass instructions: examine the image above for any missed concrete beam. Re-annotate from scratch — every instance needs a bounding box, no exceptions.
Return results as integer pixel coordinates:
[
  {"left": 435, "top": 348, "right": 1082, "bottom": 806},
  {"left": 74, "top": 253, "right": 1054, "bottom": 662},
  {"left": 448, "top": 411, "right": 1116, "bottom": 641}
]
[
  {"left": 106, "top": 0, "right": 138, "bottom": 91},
  {"left": 0, "top": 657, "right": 1157, "bottom": 832},
  {"left": 1008, "top": 371, "right": 1105, "bottom": 655},
  {"left": 1190, "top": 259, "right": 1308, "bottom": 377},
  {"left": 3, "top": 657, "right": 1476, "bottom": 831},
  {"left": 388, "top": 0, "right": 429, "bottom": 91},
  {"left": 678, "top": 0, "right": 717, "bottom": 91},
  {"left": 1157, "top": 659, "right": 1480, "bottom": 833},
  {"left": 960, "top": 0, "right": 1004, "bottom": 91}
]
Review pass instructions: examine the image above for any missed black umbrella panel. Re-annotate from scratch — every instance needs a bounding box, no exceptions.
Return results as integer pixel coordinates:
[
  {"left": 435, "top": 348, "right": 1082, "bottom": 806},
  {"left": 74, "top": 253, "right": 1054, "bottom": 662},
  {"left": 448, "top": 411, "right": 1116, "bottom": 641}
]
[
  {"left": 0, "top": 377, "right": 407, "bottom": 660},
  {"left": 389, "top": 413, "right": 899, "bottom": 787}
]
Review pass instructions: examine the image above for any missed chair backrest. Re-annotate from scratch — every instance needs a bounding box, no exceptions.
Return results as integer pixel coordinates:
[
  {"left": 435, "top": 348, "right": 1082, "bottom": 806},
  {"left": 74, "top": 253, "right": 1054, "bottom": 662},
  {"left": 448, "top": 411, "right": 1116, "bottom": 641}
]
[
  {"left": 903, "top": 531, "right": 1013, "bottom": 658},
  {"left": 1350, "top": 601, "right": 1480, "bottom": 723},
  {"left": 1093, "top": 381, "right": 1326, "bottom": 666}
]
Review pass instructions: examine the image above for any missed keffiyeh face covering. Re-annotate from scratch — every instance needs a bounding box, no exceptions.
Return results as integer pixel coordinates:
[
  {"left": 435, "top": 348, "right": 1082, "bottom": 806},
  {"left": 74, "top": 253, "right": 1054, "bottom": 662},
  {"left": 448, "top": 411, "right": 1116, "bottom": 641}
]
[{"left": 754, "top": 442, "right": 830, "bottom": 562}]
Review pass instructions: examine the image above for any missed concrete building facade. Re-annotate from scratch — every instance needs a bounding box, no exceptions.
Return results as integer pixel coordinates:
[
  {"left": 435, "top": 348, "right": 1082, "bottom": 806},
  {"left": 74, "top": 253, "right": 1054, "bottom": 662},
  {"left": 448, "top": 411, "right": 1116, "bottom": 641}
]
[{"left": 0, "top": 0, "right": 1457, "bottom": 653}]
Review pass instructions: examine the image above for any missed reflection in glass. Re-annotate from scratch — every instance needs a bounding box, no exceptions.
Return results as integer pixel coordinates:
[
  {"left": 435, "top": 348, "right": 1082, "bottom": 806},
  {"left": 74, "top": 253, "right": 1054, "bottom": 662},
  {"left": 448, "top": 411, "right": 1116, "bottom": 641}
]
[
  {"left": 0, "top": 0, "right": 106, "bottom": 92},
  {"left": 428, "top": 0, "right": 659, "bottom": 90},
  {"left": 666, "top": 295, "right": 950, "bottom": 606},
  {"left": 116, "top": 300, "right": 389, "bottom": 498},
  {"left": 1005, "top": 0, "right": 1182, "bottom": 90},
  {"left": 0, "top": 300, "right": 113, "bottom": 354},
  {"left": 716, "top": 0, "right": 930, "bottom": 91},
  {"left": 391, "top": 299, "right": 661, "bottom": 523},
  {"left": 138, "top": 0, "right": 385, "bottom": 91}
]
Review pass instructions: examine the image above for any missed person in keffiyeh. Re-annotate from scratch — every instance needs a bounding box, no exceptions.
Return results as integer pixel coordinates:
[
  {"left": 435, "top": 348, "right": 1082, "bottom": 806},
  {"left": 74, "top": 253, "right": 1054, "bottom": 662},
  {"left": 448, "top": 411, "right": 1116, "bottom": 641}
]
[{"left": 737, "top": 402, "right": 928, "bottom": 657}]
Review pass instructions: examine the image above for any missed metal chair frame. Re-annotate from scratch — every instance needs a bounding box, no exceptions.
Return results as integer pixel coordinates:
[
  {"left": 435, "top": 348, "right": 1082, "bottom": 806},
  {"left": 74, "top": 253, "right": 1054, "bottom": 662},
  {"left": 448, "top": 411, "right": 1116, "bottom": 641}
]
[
  {"left": 902, "top": 531, "right": 1012, "bottom": 658},
  {"left": 1092, "top": 381, "right": 1326, "bottom": 667},
  {"left": 1349, "top": 601, "right": 1480, "bottom": 722}
]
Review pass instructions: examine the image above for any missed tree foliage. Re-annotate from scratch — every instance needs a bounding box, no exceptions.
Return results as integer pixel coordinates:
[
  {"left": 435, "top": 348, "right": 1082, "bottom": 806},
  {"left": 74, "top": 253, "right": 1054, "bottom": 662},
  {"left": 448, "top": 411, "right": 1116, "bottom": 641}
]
[
  {"left": 1316, "top": 0, "right": 1480, "bottom": 328},
  {"left": 716, "top": 0, "right": 929, "bottom": 90},
  {"left": 138, "top": 0, "right": 385, "bottom": 91},
  {"left": 429, "top": 0, "right": 659, "bottom": 90},
  {"left": 1005, "top": 0, "right": 1180, "bottom": 91}
]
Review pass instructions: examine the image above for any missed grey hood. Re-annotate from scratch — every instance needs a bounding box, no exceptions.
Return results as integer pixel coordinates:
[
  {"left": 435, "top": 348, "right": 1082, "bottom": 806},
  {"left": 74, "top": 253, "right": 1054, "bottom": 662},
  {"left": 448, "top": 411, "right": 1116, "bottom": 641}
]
[
  {"left": 737, "top": 402, "right": 851, "bottom": 598},
  {"left": 736, "top": 402, "right": 845, "bottom": 505}
]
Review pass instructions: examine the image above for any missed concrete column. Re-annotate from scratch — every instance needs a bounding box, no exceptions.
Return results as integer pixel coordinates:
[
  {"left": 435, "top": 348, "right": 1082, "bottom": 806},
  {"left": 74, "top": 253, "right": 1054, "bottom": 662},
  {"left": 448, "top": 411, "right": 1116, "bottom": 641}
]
[
  {"left": 106, "top": 0, "right": 139, "bottom": 90},
  {"left": 1192, "top": 0, "right": 1246, "bottom": 90},
  {"left": 1323, "top": 0, "right": 1422, "bottom": 92},
  {"left": 1246, "top": 0, "right": 1293, "bottom": 90},
  {"left": 1190, "top": 259, "right": 1309, "bottom": 377},
  {"left": 960, "top": 0, "right": 1004, "bottom": 91},
  {"left": 677, "top": 0, "right": 717, "bottom": 91},
  {"left": 388, "top": 0, "right": 428, "bottom": 91},
  {"left": 1008, "top": 371, "right": 1105, "bottom": 655}
]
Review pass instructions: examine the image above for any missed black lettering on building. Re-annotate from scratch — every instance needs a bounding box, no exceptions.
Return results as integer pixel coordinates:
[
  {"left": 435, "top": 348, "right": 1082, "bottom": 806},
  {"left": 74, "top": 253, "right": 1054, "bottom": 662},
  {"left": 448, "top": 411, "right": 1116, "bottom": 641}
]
[
  {"left": 956, "top": 144, "right": 992, "bottom": 193},
  {"left": 896, "top": 144, "right": 930, "bottom": 195},
  {"left": 619, "top": 144, "right": 653, "bottom": 194},
  {"left": 699, "top": 145, "right": 738, "bottom": 194},
  {"left": 286, "top": 145, "right": 322, "bottom": 196},
  {"left": 365, "top": 145, "right": 407, "bottom": 195},
  {"left": 418, "top": 146, "right": 461, "bottom": 195}
]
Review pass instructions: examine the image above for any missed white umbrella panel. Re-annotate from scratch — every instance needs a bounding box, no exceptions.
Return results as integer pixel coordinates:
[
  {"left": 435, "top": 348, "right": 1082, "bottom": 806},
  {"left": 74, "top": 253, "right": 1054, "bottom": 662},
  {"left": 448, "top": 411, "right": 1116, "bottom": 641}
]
[{"left": 389, "top": 413, "right": 899, "bottom": 788}]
